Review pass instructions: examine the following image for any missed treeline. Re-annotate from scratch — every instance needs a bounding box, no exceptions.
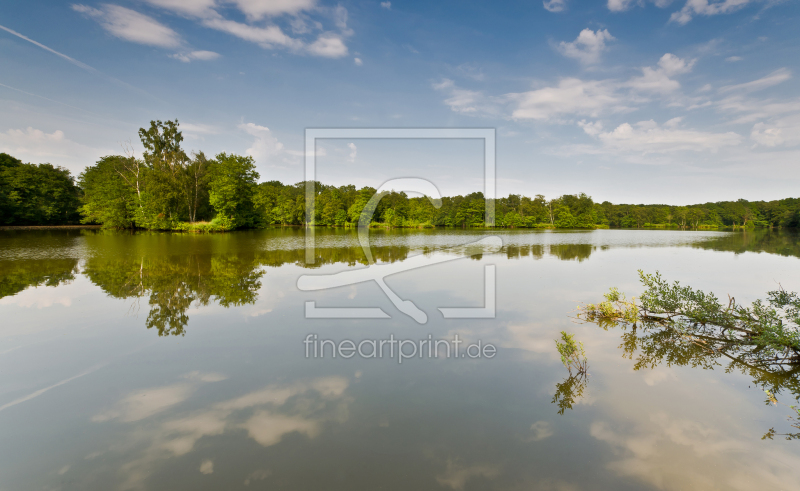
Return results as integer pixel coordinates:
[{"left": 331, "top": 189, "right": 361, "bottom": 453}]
[
  {"left": 0, "top": 153, "right": 81, "bottom": 225},
  {"left": 2, "top": 119, "right": 799, "bottom": 230}
]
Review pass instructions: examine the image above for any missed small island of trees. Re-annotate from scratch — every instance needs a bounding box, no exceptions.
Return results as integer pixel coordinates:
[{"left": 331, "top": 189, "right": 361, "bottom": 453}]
[{"left": 2, "top": 119, "right": 799, "bottom": 231}]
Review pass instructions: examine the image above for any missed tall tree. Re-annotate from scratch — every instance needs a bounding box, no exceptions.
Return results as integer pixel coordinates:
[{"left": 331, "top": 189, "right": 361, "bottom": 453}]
[
  {"left": 207, "top": 153, "right": 260, "bottom": 229},
  {"left": 138, "top": 120, "right": 189, "bottom": 223},
  {"left": 79, "top": 156, "right": 137, "bottom": 228}
]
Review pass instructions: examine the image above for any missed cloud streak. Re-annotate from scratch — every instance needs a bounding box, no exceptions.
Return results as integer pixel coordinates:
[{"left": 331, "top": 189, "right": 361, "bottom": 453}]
[{"left": 72, "top": 4, "right": 183, "bottom": 48}]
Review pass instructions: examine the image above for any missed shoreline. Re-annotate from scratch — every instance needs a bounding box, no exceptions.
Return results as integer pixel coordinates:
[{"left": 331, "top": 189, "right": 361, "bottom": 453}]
[{"left": 0, "top": 225, "right": 103, "bottom": 231}]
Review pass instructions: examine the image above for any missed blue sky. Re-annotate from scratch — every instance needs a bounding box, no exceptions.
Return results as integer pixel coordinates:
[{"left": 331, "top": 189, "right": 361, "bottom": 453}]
[{"left": 1, "top": 0, "right": 798, "bottom": 204}]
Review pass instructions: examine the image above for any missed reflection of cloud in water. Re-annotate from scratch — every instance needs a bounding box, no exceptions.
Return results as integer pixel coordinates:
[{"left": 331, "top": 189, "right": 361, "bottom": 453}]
[
  {"left": 591, "top": 413, "right": 800, "bottom": 490},
  {"left": 0, "top": 285, "right": 74, "bottom": 308},
  {"left": 101, "top": 376, "right": 349, "bottom": 490},
  {"left": 641, "top": 368, "right": 676, "bottom": 387},
  {"left": 92, "top": 372, "right": 226, "bottom": 423},
  {"left": 243, "top": 412, "right": 320, "bottom": 446},
  {"left": 528, "top": 421, "right": 554, "bottom": 441},
  {"left": 435, "top": 459, "right": 500, "bottom": 490},
  {"left": 93, "top": 384, "right": 196, "bottom": 423},
  {"left": 244, "top": 469, "right": 271, "bottom": 485}
]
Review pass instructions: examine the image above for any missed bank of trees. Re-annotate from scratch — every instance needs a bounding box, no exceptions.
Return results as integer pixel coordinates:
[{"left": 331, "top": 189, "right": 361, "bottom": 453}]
[
  {"left": 0, "top": 153, "right": 81, "bottom": 225},
  {"left": 2, "top": 119, "right": 799, "bottom": 230},
  {"left": 78, "top": 120, "right": 261, "bottom": 231}
]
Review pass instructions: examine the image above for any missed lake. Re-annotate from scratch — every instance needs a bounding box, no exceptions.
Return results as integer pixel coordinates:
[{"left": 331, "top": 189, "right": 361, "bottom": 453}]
[{"left": 1, "top": 227, "right": 799, "bottom": 490}]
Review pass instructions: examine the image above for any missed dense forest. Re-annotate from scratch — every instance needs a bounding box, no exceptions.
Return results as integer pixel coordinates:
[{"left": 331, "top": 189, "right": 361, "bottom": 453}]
[{"left": 1, "top": 119, "right": 799, "bottom": 230}]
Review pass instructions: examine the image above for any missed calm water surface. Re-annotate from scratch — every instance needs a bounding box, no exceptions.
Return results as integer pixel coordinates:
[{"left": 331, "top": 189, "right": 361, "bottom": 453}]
[{"left": 1, "top": 228, "right": 799, "bottom": 490}]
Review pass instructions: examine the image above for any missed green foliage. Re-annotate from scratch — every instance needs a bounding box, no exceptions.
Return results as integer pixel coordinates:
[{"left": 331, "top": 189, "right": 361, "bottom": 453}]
[
  {"left": 637, "top": 271, "right": 800, "bottom": 357},
  {"left": 207, "top": 153, "right": 260, "bottom": 229},
  {"left": 5, "top": 120, "right": 800, "bottom": 231},
  {"left": 762, "top": 390, "right": 800, "bottom": 440},
  {"left": 581, "top": 271, "right": 800, "bottom": 363},
  {"left": 551, "top": 372, "right": 588, "bottom": 415},
  {"left": 83, "top": 252, "right": 263, "bottom": 336},
  {"left": 0, "top": 154, "right": 81, "bottom": 225},
  {"left": 555, "top": 331, "right": 588, "bottom": 375},
  {"left": 578, "top": 272, "right": 800, "bottom": 440},
  {"left": 79, "top": 156, "right": 136, "bottom": 228}
]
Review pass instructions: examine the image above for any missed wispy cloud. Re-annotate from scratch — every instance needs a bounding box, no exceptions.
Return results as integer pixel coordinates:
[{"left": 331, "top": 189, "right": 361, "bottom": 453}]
[
  {"left": 170, "top": 50, "right": 221, "bottom": 62},
  {"left": 140, "top": 0, "right": 352, "bottom": 58},
  {"left": 718, "top": 68, "right": 791, "bottom": 94},
  {"left": 590, "top": 119, "right": 742, "bottom": 153},
  {"left": 543, "top": 0, "right": 568, "bottom": 12},
  {"left": 607, "top": 0, "right": 674, "bottom": 13},
  {"left": 507, "top": 78, "right": 625, "bottom": 120},
  {"left": 72, "top": 4, "right": 182, "bottom": 48},
  {"left": 670, "top": 0, "right": 757, "bottom": 25},
  {"left": 347, "top": 142, "right": 357, "bottom": 162},
  {"left": 434, "top": 53, "right": 696, "bottom": 121}
]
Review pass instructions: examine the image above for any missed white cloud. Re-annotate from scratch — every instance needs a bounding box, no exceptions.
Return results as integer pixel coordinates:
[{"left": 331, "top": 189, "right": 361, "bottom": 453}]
[
  {"left": 72, "top": 4, "right": 182, "bottom": 48},
  {"left": 140, "top": 0, "right": 352, "bottom": 58},
  {"left": 170, "top": 50, "right": 221, "bottom": 62},
  {"left": 0, "top": 126, "right": 106, "bottom": 173},
  {"left": 229, "top": 0, "right": 317, "bottom": 21},
  {"left": 608, "top": 0, "right": 637, "bottom": 11},
  {"left": 719, "top": 96, "right": 800, "bottom": 124},
  {"left": 354, "top": 57, "right": 363, "bottom": 66},
  {"left": 508, "top": 78, "right": 624, "bottom": 120},
  {"left": 627, "top": 53, "right": 695, "bottom": 93},
  {"left": 595, "top": 119, "right": 741, "bottom": 153},
  {"left": 347, "top": 142, "right": 357, "bottom": 162},
  {"left": 381, "top": 1, "right": 392, "bottom": 9},
  {"left": 670, "top": 0, "right": 755, "bottom": 25},
  {"left": 307, "top": 33, "right": 348, "bottom": 58},
  {"left": 239, "top": 123, "right": 290, "bottom": 164},
  {"left": 578, "top": 120, "right": 605, "bottom": 136},
  {"left": 142, "top": 0, "right": 217, "bottom": 17},
  {"left": 432, "top": 79, "right": 497, "bottom": 116},
  {"left": 725, "top": 56, "right": 743, "bottom": 62},
  {"left": 608, "top": 0, "right": 674, "bottom": 12},
  {"left": 543, "top": 0, "right": 568, "bottom": 12},
  {"left": 750, "top": 113, "right": 800, "bottom": 148},
  {"left": 557, "top": 29, "right": 615, "bottom": 65},
  {"left": 718, "top": 68, "right": 791, "bottom": 94},
  {"left": 202, "top": 17, "right": 304, "bottom": 50}
]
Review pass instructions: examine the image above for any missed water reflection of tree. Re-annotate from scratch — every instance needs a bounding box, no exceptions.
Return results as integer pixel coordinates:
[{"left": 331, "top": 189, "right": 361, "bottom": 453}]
[
  {"left": 83, "top": 255, "right": 264, "bottom": 336},
  {"left": 693, "top": 229, "right": 800, "bottom": 259},
  {"left": 80, "top": 246, "right": 416, "bottom": 335},
  {"left": 552, "top": 373, "right": 588, "bottom": 415},
  {"left": 0, "top": 259, "right": 80, "bottom": 298},
  {"left": 548, "top": 244, "right": 594, "bottom": 262},
  {"left": 584, "top": 313, "right": 800, "bottom": 439}
]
